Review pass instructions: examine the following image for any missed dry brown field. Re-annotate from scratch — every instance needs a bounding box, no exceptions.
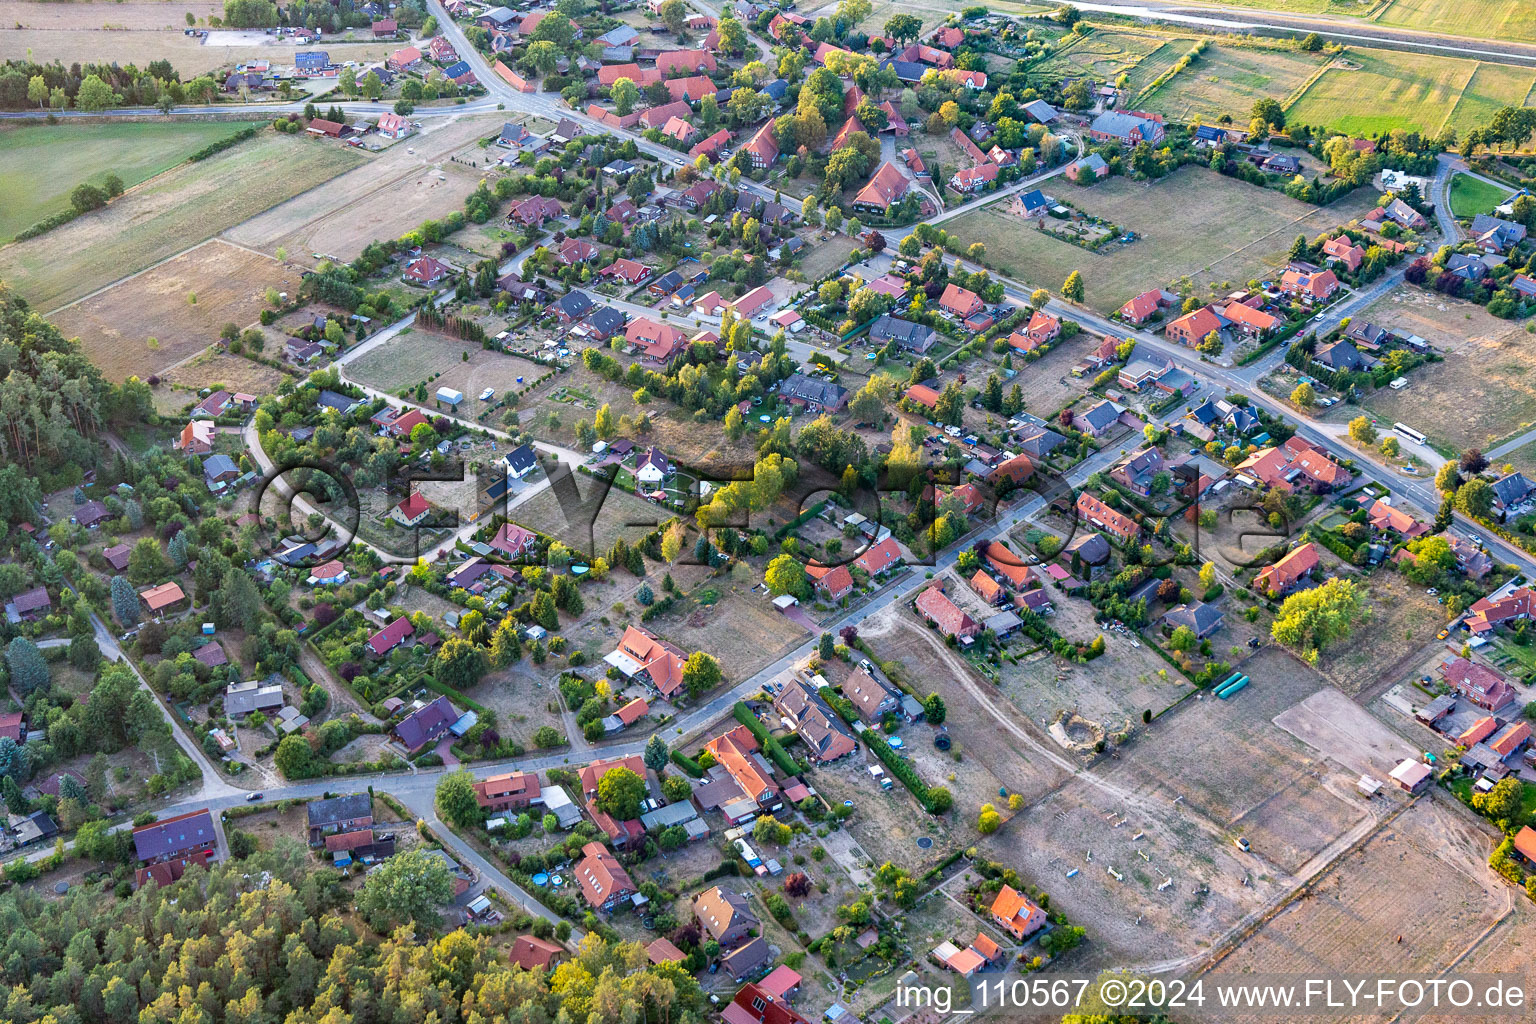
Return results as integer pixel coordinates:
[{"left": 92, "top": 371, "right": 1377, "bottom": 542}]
[
  {"left": 161, "top": 348, "right": 291, "bottom": 396},
  {"left": 50, "top": 240, "right": 301, "bottom": 383}
]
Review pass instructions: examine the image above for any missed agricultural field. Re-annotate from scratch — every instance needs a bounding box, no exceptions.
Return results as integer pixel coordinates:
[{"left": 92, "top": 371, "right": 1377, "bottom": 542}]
[
  {"left": 1187, "top": 0, "right": 1536, "bottom": 44},
  {"left": 0, "top": 129, "right": 363, "bottom": 310},
  {"left": 1349, "top": 284, "right": 1536, "bottom": 451},
  {"left": 0, "top": 121, "right": 248, "bottom": 244},
  {"left": 1285, "top": 48, "right": 1479, "bottom": 136},
  {"left": 1140, "top": 44, "right": 1329, "bottom": 125},
  {"left": 805, "top": 0, "right": 1052, "bottom": 35},
  {"left": 949, "top": 166, "right": 1379, "bottom": 313},
  {"left": 0, "top": 1, "right": 397, "bottom": 75},
  {"left": 1442, "top": 62, "right": 1536, "bottom": 140},
  {"left": 1207, "top": 798, "right": 1512, "bottom": 1019},
  {"left": 1448, "top": 171, "right": 1513, "bottom": 219},
  {"left": 49, "top": 240, "right": 302, "bottom": 383},
  {"left": 225, "top": 115, "right": 503, "bottom": 265}
]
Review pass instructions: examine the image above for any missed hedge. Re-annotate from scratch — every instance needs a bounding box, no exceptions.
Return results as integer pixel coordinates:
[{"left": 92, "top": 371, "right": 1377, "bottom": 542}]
[
  {"left": 732, "top": 702, "right": 801, "bottom": 776},
  {"left": 819, "top": 686, "right": 940, "bottom": 812},
  {"left": 670, "top": 749, "right": 704, "bottom": 777}
]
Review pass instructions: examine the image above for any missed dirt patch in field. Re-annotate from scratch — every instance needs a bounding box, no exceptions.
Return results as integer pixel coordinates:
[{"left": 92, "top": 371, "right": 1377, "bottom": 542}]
[
  {"left": 1199, "top": 798, "right": 1511, "bottom": 1024},
  {"left": 50, "top": 240, "right": 301, "bottom": 383},
  {"left": 226, "top": 114, "right": 505, "bottom": 264},
  {"left": 1354, "top": 285, "right": 1536, "bottom": 451},
  {"left": 161, "top": 349, "right": 291, "bottom": 396}
]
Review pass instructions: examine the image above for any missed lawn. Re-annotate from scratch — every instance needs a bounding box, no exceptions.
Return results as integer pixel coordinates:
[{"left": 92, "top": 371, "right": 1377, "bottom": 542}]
[
  {"left": 1140, "top": 43, "right": 1329, "bottom": 124},
  {"left": 947, "top": 165, "right": 1378, "bottom": 312},
  {"left": 0, "top": 129, "right": 364, "bottom": 310},
  {"left": 0, "top": 121, "right": 246, "bottom": 243},
  {"left": 1449, "top": 172, "right": 1513, "bottom": 219},
  {"left": 1285, "top": 48, "right": 1475, "bottom": 136}
]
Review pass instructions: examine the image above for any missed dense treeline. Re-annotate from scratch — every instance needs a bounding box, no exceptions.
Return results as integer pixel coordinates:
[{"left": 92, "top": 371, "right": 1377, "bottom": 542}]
[
  {"left": 0, "top": 847, "right": 708, "bottom": 1024},
  {"left": 0, "top": 59, "right": 206, "bottom": 112}
]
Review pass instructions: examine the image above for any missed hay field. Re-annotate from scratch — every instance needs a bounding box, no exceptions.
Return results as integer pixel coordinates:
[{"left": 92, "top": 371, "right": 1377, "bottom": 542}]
[
  {"left": 1285, "top": 49, "right": 1474, "bottom": 135},
  {"left": 49, "top": 240, "right": 300, "bottom": 383},
  {"left": 1141, "top": 44, "right": 1329, "bottom": 124},
  {"left": 0, "top": 129, "right": 363, "bottom": 310},
  {"left": 0, "top": 121, "right": 243, "bottom": 243},
  {"left": 1031, "top": 28, "right": 1170, "bottom": 83},
  {"left": 948, "top": 166, "right": 1378, "bottom": 312},
  {"left": 1441, "top": 62, "right": 1536, "bottom": 139}
]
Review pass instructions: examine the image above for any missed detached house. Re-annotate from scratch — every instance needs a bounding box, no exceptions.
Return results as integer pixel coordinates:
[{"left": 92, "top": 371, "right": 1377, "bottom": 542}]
[
  {"left": 605, "top": 625, "right": 688, "bottom": 698},
  {"left": 576, "top": 841, "right": 637, "bottom": 912},
  {"left": 914, "top": 586, "right": 980, "bottom": 639},
  {"left": 1254, "top": 542, "right": 1320, "bottom": 597},
  {"left": 773, "top": 679, "right": 856, "bottom": 761},
  {"left": 1089, "top": 110, "right": 1164, "bottom": 145},
  {"left": 939, "top": 283, "right": 983, "bottom": 319},
  {"left": 1279, "top": 266, "right": 1339, "bottom": 303},
  {"left": 1075, "top": 492, "right": 1138, "bottom": 545}
]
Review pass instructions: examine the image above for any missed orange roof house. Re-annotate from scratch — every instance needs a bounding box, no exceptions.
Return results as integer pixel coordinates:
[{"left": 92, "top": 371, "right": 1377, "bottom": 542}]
[
  {"left": 809, "top": 563, "right": 854, "bottom": 601},
  {"left": 969, "top": 570, "right": 1004, "bottom": 606},
  {"left": 706, "top": 724, "right": 777, "bottom": 804},
  {"left": 1459, "top": 715, "right": 1498, "bottom": 746},
  {"left": 1323, "top": 236, "right": 1365, "bottom": 271},
  {"left": 1165, "top": 306, "right": 1225, "bottom": 347},
  {"left": 851, "top": 161, "right": 910, "bottom": 214},
  {"left": 939, "top": 283, "right": 982, "bottom": 318},
  {"left": 905, "top": 383, "right": 941, "bottom": 409},
  {"left": 855, "top": 536, "right": 903, "bottom": 575},
  {"left": 139, "top": 582, "right": 186, "bottom": 614},
  {"left": 473, "top": 771, "right": 541, "bottom": 810},
  {"left": 1280, "top": 266, "right": 1339, "bottom": 302},
  {"left": 1490, "top": 720, "right": 1532, "bottom": 758},
  {"left": 981, "top": 541, "right": 1036, "bottom": 589},
  {"left": 1075, "top": 492, "right": 1138, "bottom": 544},
  {"left": 1254, "top": 542, "right": 1320, "bottom": 597},
  {"left": 1513, "top": 826, "right": 1536, "bottom": 866},
  {"left": 510, "top": 935, "right": 565, "bottom": 971},
  {"left": 1367, "top": 499, "right": 1428, "bottom": 539},
  {"left": 575, "top": 840, "right": 636, "bottom": 911},
  {"left": 914, "top": 586, "right": 980, "bottom": 638},
  {"left": 606, "top": 625, "right": 688, "bottom": 697},
  {"left": 990, "top": 884, "right": 1046, "bottom": 939},
  {"left": 988, "top": 453, "right": 1035, "bottom": 488},
  {"left": 578, "top": 754, "right": 648, "bottom": 799},
  {"left": 1222, "top": 301, "right": 1280, "bottom": 337}
]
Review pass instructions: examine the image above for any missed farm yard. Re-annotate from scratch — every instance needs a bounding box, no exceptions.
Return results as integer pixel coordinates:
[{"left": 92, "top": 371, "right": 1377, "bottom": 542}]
[
  {"left": 949, "top": 167, "right": 1378, "bottom": 313},
  {"left": 0, "top": 129, "right": 363, "bottom": 310},
  {"left": 1207, "top": 798, "right": 1512, "bottom": 1020},
  {"left": 0, "top": 121, "right": 248, "bottom": 243},
  {"left": 49, "top": 240, "right": 302, "bottom": 383},
  {"left": 1346, "top": 285, "right": 1536, "bottom": 452},
  {"left": 225, "top": 114, "right": 502, "bottom": 265}
]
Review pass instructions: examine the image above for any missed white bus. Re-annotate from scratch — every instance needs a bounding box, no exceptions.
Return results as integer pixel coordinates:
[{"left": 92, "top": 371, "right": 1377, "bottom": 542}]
[{"left": 1394, "top": 422, "right": 1427, "bottom": 446}]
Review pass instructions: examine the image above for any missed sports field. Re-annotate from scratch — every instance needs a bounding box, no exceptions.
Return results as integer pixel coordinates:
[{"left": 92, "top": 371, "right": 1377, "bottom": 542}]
[
  {"left": 1140, "top": 43, "right": 1328, "bottom": 123},
  {"left": 948, "top": 165, "right": 1378, "bottom": 312},
  {"left": 0, "top": 122, "right": 246, "bottom": 243},
  {"left": 0, "top": 130, "right": 364, "bottom": 310}
]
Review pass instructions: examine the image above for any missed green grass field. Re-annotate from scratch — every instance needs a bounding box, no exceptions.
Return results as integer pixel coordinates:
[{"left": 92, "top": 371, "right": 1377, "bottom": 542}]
[
  {"left": 0, "top": 121, "right": 246, "bottom": 244},
  {"left": 1140, "top": 43, "right": 1329, "bottom": 123},
  {"left": 1284, "top": 49, "right": 1474, "bottom": 134},
  {"left": 1448, "top": 173, "right": 1511, "bottom": 218}
]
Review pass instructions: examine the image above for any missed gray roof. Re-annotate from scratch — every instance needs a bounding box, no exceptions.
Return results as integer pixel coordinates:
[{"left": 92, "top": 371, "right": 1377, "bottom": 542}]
[
  {"left": 1078, "top": 399, "right": 1121, "bottom": 432},
  {"left": 554, "top": 290, "right": 594, "bottom": 318},
  {"left": 504, "top": 442, "right": 538, "bottom": 474},
  {"left": 1063, "top": 532, "right": 1110, "bottom": 564},
  {"left": 317, "top": 389, "right": 360, "bottom": 412},
  {"left": 1162, "top": 601, "right": 1224, "bottom": 635},
  {"left": 984, "top": 609, "right": 1023, "bottom": 634},
  {"left": 780, "top": 372, "right": 848, "bottom": 408},
  {"left": 306, "top": 792, "right": 374, "bottom": 828},
  {"left": 1314, "top": 340, "right": 1368, "bottom": 371},
  {"left": 869, "top": 314, "right": 936, "bottom": 351},
  {"left": 1491, "top": 472, "right": 1532, "bottom": 508},
  {"left": 1022, "top": 99, "right": 1057, "bottom": 122},
  {"left": 204, "top": 454, "right": 238, "bottom": 480},
  {"left": 640, "top": 801, "right": 699, "bottom": 829},
  {"left": 132, "top": 809, "right": 216, "bottom": 861},
  {"left": 224, "top": 681, "right": 284, "bottom": 716},
  {"left": 1091, "top": 110, "right": 1159, "bottom": 141}
]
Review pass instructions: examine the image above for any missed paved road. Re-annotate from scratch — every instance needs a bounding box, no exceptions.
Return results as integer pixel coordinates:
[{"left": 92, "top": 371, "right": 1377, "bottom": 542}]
[
  {"left": 0, "top": 99, "right": 504, "bottom": 121},
  {"left": 1070, "top": 0, "right": 1536, "bottom": 63}
]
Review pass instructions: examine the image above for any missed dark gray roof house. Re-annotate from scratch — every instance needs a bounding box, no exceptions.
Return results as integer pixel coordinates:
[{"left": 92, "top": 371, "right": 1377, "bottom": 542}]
[
  {"left": 1076, "top": 400, "right": 1122, "bottom": 435},
  {"left": 552, "top": 290, "right": 595, "bottom": 321},
  {"left": 1313, "top": 340, "right": 1371, "bottom": 371},
  {"left": 1063, "top": 532, "right": 1110, "bottom": 565},
  {"left": 779, "top": 373, "right": 849, "bottom": 411},
  {"left": 307, "top": 792, "right": 374, "bottom": 832},
  {"left": 504, "top": 442, "right": 538, "bottom": 477},
  {"left": 1491, "top": 472, "right": 1533, "bottom": 510},
  {"left": 1162, "top": 601, "right": 1224, "bottom": 637},
  {"left": 132, "top": 808, "right": 217, "bottom": 863},
  {"left": 869, "top": 314, "right": 937, "bottom": 353},
  {"left": 317, "top": 389, "right": 362, "bottom": 414}
]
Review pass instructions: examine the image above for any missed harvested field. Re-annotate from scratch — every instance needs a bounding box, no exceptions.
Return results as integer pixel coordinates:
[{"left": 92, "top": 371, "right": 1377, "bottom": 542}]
[
  {"left": 1201, "top": 0, "right": 1536, "bottom": 43},
  {"left": 0, "top": 121, "right": 246, "bottom": 243},
  {"left": 646, "top": 587, "right": 807, "bottom": 680},
  {"left": 1141, "top": 44, "right": 1329, "bottom": 124},
  {"left": 1201, "top": 798, "right": 1513, "bottom": 1024},
  {"left": 226, "top": 114, "right": 504, "bottom": 264},
  {"left": 948, "top": 167, "right": 1379, "bottom": 313},
  {"left": 161, "top": 349, "right": 291, "bottom": 396},
  {"left": 1351, "top": 285, "right": 1536, "bottom": 451},
  {"left": 0, "top": 130, "right": 362, "bottom": 310},
  {"left": 346, "top": 328, "right": 546, "bottom": 400},
  {"left": 50, "top": 240, "right": 302, "bottom": 383},
  {"left": 1442, "top": 63, "right": 1536, "bottom": 141}
]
